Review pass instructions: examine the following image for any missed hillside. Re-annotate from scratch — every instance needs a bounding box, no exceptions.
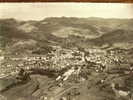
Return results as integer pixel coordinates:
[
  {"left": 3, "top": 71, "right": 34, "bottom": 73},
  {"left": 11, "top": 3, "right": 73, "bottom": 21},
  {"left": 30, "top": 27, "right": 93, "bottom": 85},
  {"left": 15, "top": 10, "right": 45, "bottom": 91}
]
[
  {"left": 0, "top": 17, "right": 133, "bottom": 55},
  {"left": 91, "top": 29, "right": 133, "bottom": 47}
]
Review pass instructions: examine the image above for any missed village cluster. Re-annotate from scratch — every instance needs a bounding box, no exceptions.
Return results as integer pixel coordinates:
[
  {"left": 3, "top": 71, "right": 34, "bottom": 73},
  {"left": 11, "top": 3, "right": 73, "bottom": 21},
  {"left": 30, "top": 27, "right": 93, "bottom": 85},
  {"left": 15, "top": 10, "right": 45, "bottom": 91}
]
[{"left": 0, "top": 46, "right": 129, "bottom": 78}]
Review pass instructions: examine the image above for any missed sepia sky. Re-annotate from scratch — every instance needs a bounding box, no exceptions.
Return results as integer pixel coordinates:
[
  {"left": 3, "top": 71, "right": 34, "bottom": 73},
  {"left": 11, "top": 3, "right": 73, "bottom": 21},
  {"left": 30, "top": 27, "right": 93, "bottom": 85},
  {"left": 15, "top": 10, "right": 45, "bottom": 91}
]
[{"left": 0, "top": 3, "right": 133, "bottom": 20}]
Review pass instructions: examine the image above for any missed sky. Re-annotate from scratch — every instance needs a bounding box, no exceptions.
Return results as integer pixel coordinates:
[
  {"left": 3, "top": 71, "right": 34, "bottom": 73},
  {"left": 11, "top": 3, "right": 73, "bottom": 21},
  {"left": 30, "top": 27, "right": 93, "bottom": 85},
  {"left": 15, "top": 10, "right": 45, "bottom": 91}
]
[{"left": 0, "top": 3, "right": 133, "bottom": 21}]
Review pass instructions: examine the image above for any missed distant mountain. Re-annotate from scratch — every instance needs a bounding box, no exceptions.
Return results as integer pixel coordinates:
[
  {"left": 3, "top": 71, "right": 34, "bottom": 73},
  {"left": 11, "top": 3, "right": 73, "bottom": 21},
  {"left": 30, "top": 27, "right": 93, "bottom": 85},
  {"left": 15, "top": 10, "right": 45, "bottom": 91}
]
[{"left": 0, "top": 17, "right": 133, "bottom": 54}]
